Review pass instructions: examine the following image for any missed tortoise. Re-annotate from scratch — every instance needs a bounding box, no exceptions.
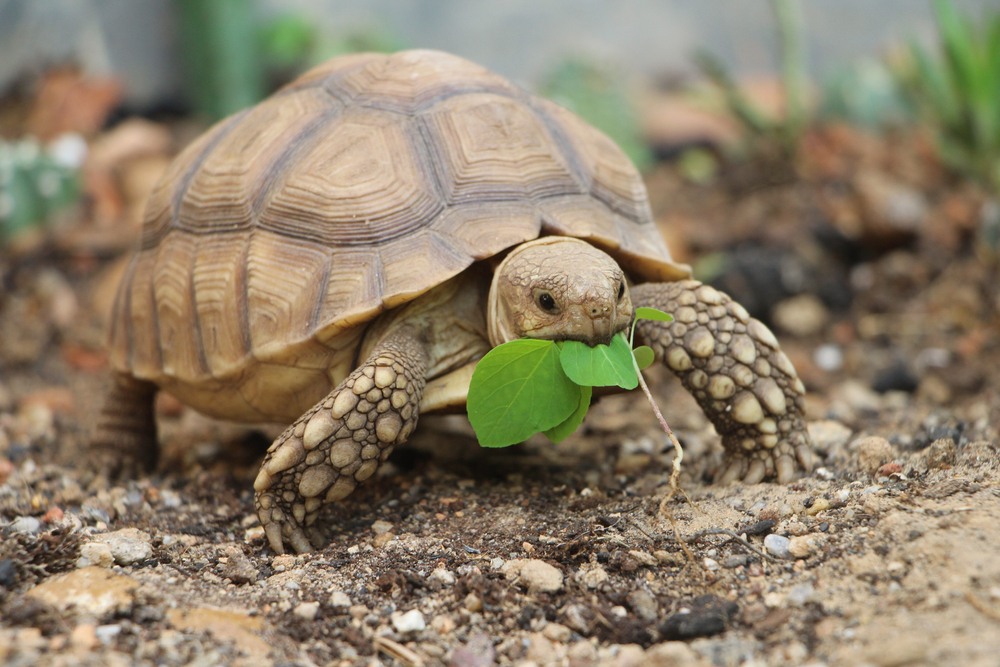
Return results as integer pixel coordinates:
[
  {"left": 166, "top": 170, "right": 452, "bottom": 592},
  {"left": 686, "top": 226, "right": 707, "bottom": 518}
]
[{"left": 91, "top": 50, "right": 813, "bottom": 554}]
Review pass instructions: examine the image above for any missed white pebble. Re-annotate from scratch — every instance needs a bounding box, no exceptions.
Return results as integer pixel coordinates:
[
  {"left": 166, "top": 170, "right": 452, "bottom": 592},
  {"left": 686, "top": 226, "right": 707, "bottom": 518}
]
[
  {"left": 813, "top": 344, "right": 843, "bottom": 371},
  {"left": 391, "top": 609, "right": 426, "bottom": 633},
  {"left": 10, "top": 517, "right": 42, "bottom": 534},
  {"left": 371, "top": 520, "right": 393, "bottom": 535},
  {"left": 703, "top": 558, "right": 720, "bottom": 571},
  {"left": 429, "top": 568, "right": 456, "bottom": 587},
  {"left": 329, "top": 591, "right": 352, "bottom": 608},
  {"left": 786, "top": 583, "right": 815, "bottom": 606},
  {"left": 294, "top": 601, "right": 320, "bottom": 621},
  {"left": 764, "top": 534, "right": 791, "bottom": 559},
  {"left": 95, "top": 624, "right": 122, "bottom": 645},
  {"left": 77, "top": 543, "right": 114, "bottom": 569}
]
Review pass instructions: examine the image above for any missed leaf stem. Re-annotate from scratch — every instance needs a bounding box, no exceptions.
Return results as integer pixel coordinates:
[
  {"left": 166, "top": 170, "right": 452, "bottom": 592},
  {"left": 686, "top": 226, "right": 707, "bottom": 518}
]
[{"left": 629, "top": 349, "right": 684, "bottom": 503}]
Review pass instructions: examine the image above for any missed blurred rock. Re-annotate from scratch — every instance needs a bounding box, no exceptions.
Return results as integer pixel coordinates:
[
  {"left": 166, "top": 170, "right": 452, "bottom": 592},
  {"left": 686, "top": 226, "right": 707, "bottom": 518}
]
[
  {"left": 26, "top": 567, "right": 138, "bottom": 620},
  {"left": 772, "top": 294, "right": 830, "bottom": 336},
  {"left": 77, "top": 542, "right": 114, "bottom": 568},
  {"left": 854, "top": 436, "right": 895, "bottom": 474},
  {"left": 813, "top": 344, "right": 844, "bottom": 371},
  {"left": 27, "top": 69, "right": 122, "bottom": 142},
  {"left": 639, "top": 92, "right": 739, "bottom": 154},
  {"left": 854, "top": 169, "right": 927, "bottom": 244},
  {"left": 918, "top": 438, "right": 957, "bottom": 470},
  {"left": 807, "top": 420, "right": 853, "bottom": 456},
  {"left": 219, "top": 544, "right": 257, "bottom": 584},
  {"left": 92, "top": 528, "right": 152, "bottom": 566},
  {"left": 452, "top": 632, "right": 495, "bottom": 667},
  {"left": 501, "top": 559, "right": 563, "bottom": 593},
  {"left": 659, "top": 596, "right": 737, "bottom": 640},
  {"left": 872, "top": 361, "right": 918, "bottom": 394},
  {"left": 828, "top": 380, "right": 882, "bottom": 422}
]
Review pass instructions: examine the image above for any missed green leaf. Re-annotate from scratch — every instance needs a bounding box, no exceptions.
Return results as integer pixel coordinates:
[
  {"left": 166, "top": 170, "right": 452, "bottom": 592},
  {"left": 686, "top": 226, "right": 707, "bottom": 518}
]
[
  {"left": 559, "top": 334, "right": 638, "bottom": 390},
  {"left": 543, "top": 385, "right": 592, "bottom": 443},
  {"left": 633, "top": 346, "right": 655, "bottom": 371},
  {"left": 468, "top": 339, "right": 579, "bottom": 448},
  {"left": 634, "top": 307, "right": 674, "bottom": 323}
]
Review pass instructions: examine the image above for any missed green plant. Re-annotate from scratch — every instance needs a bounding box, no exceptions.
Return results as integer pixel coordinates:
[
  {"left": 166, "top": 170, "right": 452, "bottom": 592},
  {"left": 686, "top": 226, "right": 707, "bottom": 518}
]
[
  {"left": 467, "top": 308, "right": 672, "bottom": 448},
  {"left": 822, "top": 59, "right": 909, "bottom": 129},
  {"left": 0, "top": 138, "right": 80, "bottom": 243},
  {"left": 897, "top": 0, "right": 1000, "bottom": 192},
  {"left": 178, "top": 0, "right": 264, "bottom": 119},
  {"left": 695, "top": 0, "right": 809, "bottom": 154}
]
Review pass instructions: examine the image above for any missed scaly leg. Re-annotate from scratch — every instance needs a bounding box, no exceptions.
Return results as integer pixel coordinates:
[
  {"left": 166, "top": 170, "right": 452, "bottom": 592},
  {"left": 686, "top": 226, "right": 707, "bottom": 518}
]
[
  {"left": 631, "top": 280, "right": 812, "bottom": 484},
  {"left": 88, "top": 373, "right": 159, "bottom": 478},
  {"left": 254, "top": 326, "right": 428, "bottom": 554}
]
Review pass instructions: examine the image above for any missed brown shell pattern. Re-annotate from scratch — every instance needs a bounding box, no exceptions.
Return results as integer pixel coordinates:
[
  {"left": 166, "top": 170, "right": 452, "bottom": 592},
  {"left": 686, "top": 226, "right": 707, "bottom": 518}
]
[{"left": 109, "top": 49, "right": 687, "bottom": 391}]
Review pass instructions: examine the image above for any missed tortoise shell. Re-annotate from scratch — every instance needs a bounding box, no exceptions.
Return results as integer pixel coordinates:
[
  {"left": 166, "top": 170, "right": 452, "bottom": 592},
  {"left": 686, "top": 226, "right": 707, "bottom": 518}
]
[{"left": 107, "top": 49, "right": 689, "bottom": 422}]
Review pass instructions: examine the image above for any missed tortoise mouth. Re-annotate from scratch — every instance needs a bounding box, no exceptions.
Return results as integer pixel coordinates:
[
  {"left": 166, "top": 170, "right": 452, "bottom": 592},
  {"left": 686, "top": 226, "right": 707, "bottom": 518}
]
[{"left": 525, "top": 326, "right": 627, "bottom": 348}]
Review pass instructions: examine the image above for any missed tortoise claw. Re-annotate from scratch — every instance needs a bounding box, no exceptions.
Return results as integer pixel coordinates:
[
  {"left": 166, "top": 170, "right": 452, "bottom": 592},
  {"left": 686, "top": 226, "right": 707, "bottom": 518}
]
[
  {"left": 743, "top": 458, "right": 767, "bottom": 485},
  {"left": 776, "top": 455, "right": 796, "bottom": 484},
  {"left": 287, "top": 527, "right": 314, "bottom": 555},
  {"left": 264, "top": 523, "right": 285, "bottom": 555},
  {"left": 715, "top": 458, "right": 744, "bottom": 486},
  {"left": 796, "top": 444, "right": 814, "bottom": 473}
]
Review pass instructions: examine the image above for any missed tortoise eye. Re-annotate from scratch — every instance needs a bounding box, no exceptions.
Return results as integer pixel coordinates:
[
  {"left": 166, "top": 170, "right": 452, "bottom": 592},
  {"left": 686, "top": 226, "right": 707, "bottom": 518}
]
[
  {"left": 537, "top": 292, "right": 557, "bottom": 312},
  {"left": 617, "top": 281, "right": 626, "bottom": 301}
]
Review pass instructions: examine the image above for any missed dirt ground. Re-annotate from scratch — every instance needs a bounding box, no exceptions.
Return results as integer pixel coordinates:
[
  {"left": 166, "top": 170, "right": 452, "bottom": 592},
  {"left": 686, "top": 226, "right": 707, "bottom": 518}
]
[{"left": 1, "top": 123, "right": 1000, "bottom": 667}]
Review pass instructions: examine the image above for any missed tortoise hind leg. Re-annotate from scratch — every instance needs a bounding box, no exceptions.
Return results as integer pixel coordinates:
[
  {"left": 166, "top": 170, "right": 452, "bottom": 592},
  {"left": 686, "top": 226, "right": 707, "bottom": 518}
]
[
  {"left": 254, "top": 325, "right": 428, "bottom": 555},
  {"left": 88, "top": 373, "right": 159, "bottom": 479},
  {"left": 630, "top": 280, "right": 812, "bottom": 484}
]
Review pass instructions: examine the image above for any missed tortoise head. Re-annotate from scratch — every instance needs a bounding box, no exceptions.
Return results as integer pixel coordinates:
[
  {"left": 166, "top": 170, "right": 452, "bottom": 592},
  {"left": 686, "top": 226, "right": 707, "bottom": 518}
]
[{"left": 488, "top": 237, "right": 633, "bottom": 347}]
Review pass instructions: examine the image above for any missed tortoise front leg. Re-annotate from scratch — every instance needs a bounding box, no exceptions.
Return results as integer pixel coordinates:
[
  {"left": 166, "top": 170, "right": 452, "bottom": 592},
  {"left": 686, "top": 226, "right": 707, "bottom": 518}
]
[
  {"left": 254, "top": 326, "right": 428, "bottom": 554},
  {"left": 88, "top": 373, "right": 159, "bottom": 479},
  {"left": 631, "top": 280, "right": 812, "bottom": 484}
]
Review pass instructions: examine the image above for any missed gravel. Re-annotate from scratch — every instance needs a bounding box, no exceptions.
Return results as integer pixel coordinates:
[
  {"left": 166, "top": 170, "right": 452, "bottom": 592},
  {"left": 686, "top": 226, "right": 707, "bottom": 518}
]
[{"left": 764, "top": 534, "right": 792, "bottom": 559}]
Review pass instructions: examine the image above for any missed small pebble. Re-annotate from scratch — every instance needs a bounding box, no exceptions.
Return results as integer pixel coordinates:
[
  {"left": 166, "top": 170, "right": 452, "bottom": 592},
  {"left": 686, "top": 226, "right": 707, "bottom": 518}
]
[
  {"left": 764, "top": 534, "right": 791, "bottom": 559},
  {"left": 463, "top": 593, "right": 483, "bottom": 612},
  {"left": 855, "top": 436, "right": 895, "bottom": 474},
  {"left": 808, "top": 420, "right": 853, "bottom": 454},
  {"left": 329, "top": 591, "right": 352, "bottom": 608},
  {"left": 10, "top": 517, "right": 42, "bottom": 534},
  {"left": 77, "top": 543, "right": 114, "bottom": 569},
  {"left": 69, "top": 624, "right": 98, "bottom": 651},
  {"left": 430, "top": 614, "right": 456, "bottom": 634},
  {"left": 500, "top": 559, "right": 563, "bottom": 593},
  {"left": 94, "top": 624, "right": 121, "bottom": 645},
  {"left": 806, "top": 497, "right": 831, "bottom": 515},
  {"left": 921, "top": 438, "right": 957, "bottom": 469},
  {"left": 219, "top": 545, "right": 257, "bottom": 584},
  {"left": 428, "top": 567, "right": 456, "bottom": 587},
  {"left": 722, "top": 554, "right": 751, "bottom": 569},
  {"left": 877, "top": 462, "right": 902, "bottom": 476},
  {"left": 703, "top": 558, "right": 720, "bottom": 571},
  {"left": 579, "top": 565, "right": 609, "bottom": 589},
  {"left": 813, "top": 344, "right": 844, "bottom": 371},
  {"left": 626, "top": 589, "right": 659, "bottom": 622},
  {"left": 788, "top": 534, "right": 825, "bottom": 559},
  {"left": 541, "top": 622, "right": 572, "bottom": 643},
  {"left": 294, "top": 601, "right": 320, "bottom": 621},
  {"left": 451, "top": 632, "right": 494, "bottom": 667},
  {"left": 371, "top": 520, "right": 393, "bottom": 535},
  {"left": 391, "top": 609, "right": 426, "bottom": 633}
]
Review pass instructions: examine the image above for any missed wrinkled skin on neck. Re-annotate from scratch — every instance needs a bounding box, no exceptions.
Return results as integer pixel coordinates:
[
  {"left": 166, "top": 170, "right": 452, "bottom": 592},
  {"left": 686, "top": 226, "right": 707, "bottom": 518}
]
[{"left": 488, "top": 237, "right": 633, "bottom": 347}]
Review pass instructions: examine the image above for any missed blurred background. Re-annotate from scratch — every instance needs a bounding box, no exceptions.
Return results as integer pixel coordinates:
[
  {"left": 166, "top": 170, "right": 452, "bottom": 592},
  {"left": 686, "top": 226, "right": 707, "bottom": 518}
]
[{"left": 1, "top": 0, "right": 998, "bottom": 463}]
